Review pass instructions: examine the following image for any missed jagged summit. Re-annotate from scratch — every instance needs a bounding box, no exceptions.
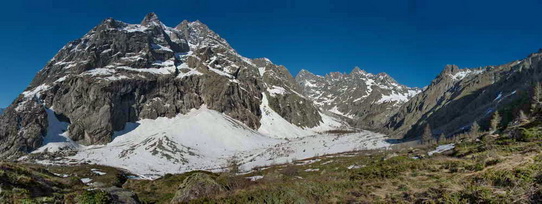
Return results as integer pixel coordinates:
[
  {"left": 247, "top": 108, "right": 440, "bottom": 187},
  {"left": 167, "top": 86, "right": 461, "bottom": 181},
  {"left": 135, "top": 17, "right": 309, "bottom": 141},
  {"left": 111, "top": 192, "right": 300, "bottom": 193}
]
[
  {"left": 140, "top": 12, "right": 162, "bottom": 26},
  {"left": 296, "top": 66, "right": 420, "bottom": 129},
  {"left": 296, "top": 69, "right": 317, "bottom": 78},
  {"left": 0, "top": 13, "right": 340, "bottom": 160},
  {"left": 350, "top": 66, "right": 367, "bottom": 75}
]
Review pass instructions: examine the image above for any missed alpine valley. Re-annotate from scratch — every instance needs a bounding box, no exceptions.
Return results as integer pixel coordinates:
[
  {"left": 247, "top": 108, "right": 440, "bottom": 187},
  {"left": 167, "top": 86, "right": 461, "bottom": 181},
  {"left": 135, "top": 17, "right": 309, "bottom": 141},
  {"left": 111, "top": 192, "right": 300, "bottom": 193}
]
[{"left": 2, "top": 13, "right": 542, "bottom": 203}]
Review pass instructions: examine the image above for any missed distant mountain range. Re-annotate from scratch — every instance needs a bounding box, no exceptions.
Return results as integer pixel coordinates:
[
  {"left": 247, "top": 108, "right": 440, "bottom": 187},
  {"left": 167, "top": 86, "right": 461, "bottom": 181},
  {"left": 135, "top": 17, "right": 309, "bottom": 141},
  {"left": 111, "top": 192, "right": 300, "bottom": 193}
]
[
  {"left": 296, "top": 67, "right": 420, "bottom": 130},
  {"left": 0, "top": 13, "right": 540, "bottom": 176}
]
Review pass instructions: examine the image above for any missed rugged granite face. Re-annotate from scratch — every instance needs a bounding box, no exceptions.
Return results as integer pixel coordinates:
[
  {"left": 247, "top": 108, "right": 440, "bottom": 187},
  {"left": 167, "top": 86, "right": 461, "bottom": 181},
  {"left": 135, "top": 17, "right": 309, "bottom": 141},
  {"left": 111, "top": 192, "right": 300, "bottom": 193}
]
[
  {"left": 0, "top": 13, "right": 325, "bottom": 159},
  {"left": 256, "top": 58, "right": 322, "bottom": 127},
  {"left": 386, "top": 51, "right": 542, "bottom": 139},
  {"left": 296, "top": 67, "right": 420, "bottom": 129}
]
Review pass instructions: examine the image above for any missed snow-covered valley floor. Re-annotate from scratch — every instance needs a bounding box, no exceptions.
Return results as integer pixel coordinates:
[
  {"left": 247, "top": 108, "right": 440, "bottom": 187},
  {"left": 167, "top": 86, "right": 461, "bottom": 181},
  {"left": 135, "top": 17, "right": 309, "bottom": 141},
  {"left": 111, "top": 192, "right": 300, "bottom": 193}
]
[{"left": 26, "top": 106, "right": 391, "bottom": 179}]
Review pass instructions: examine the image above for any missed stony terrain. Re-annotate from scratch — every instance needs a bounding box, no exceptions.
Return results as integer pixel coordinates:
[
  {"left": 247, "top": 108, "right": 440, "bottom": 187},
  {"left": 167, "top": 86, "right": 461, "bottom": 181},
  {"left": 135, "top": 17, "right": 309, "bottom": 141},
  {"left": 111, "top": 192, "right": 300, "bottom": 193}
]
[
  {"left": 296, "top": 67, "right": 420, "bottom": 130},
  {"left": 5, "top": 112, "right": 542, "bottom": 203}
]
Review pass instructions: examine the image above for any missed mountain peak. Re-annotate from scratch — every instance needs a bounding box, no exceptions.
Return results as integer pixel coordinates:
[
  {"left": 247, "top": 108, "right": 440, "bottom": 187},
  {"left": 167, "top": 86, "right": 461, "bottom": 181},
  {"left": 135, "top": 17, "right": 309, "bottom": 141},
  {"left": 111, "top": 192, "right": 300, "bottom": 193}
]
[
  {"left": 175, "top": 20, "right": 189, "bottom": 29},
  {"left": 296, "top": 69, "right": 317, "bottom": 78},
  {"left": 443, "top": 64, "right": 459, "bottom": 73},
  {"left": 141, "top": 12, "right": 162, "bottom": 26},
  {"left": 350, "top": 66, "right": 367, "bottom": 75}
]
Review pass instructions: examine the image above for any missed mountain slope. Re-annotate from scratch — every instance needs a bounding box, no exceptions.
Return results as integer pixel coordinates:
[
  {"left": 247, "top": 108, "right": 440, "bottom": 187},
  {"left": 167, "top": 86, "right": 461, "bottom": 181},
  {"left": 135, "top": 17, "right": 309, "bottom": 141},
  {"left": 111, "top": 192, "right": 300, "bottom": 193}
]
[
  {"left": 386, "top": 51, "right": 542, "bottom": 139},
  {"left": 25, "top": 105, "right": 387, "bottom": 177},
  {"left": 0, "top": 13, "right": 345, "bottom": 159},
  {"left": 296, "top": 67, "right": 420, "bottom": 129}
]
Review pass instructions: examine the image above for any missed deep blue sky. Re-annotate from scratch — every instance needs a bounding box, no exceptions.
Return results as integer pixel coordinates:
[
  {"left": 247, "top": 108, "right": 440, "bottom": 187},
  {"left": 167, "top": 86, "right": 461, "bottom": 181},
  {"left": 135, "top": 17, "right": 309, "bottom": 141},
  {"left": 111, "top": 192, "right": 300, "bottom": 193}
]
[{"left": 1, "top": 0, "right": 541, "bottom": 107}]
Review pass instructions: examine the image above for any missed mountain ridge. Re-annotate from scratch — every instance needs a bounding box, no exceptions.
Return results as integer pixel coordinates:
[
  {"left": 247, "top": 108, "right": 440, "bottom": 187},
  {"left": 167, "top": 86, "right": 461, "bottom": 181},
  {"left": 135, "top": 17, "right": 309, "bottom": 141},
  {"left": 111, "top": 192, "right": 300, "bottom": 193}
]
[
  {"left": 295, "top": 66, "right": 421, "bottom": 130},
  {"left": 0, "top": 13, "right": 349, "bottom": 160},
  {"left": 385, "top": 50, "right": 542, "bottom": 139}
]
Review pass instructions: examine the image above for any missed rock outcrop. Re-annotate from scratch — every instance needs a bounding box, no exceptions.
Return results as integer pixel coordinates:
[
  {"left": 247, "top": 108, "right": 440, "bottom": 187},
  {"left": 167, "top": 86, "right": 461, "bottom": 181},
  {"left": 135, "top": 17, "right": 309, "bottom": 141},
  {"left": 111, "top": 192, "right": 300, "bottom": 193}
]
[
  {"left": 0, "top": 13, "right": 326, "bottom": 159},
  {"left": 170, "top": 173, "right": 224, "bottom": 203}
]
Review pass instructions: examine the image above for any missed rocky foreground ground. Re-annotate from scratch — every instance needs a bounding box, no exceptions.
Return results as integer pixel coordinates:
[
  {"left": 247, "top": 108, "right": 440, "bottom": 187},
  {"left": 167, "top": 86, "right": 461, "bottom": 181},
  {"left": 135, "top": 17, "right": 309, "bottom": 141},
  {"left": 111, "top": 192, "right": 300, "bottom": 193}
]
[{"left": 3, "top": 115, "right": 542, "bottom": 203}]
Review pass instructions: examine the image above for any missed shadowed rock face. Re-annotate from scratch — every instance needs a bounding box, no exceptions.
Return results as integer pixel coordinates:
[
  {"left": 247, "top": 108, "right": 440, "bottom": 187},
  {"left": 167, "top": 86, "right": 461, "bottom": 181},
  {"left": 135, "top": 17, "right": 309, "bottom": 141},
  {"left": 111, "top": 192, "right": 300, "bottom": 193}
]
[
  {"left": 295, "top": 67, "right": 420, "bottom": 130},
  {"left": 0, "top": 13, "right": 324, "bottom": 159},
  {"left": 385, "top": 51, "right": 542, "bottom": 139},
  {"left": 255, "top": 58, "right": 322, "bottom": 128}
]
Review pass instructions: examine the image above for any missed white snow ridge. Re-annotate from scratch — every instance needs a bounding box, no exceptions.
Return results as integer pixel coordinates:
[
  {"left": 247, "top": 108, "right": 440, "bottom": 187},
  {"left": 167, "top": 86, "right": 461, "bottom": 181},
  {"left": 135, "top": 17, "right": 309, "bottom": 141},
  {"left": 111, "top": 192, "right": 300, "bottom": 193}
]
[{"left": 31, "top": 104, "right": 390, "bottom": 178}]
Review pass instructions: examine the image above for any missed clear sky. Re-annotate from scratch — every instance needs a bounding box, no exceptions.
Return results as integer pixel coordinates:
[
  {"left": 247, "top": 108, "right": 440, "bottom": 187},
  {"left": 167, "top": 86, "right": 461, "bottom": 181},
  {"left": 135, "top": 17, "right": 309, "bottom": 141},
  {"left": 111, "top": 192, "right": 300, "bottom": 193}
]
[{"left": 1, "top": 0, "right": 541, "bottom": 107}]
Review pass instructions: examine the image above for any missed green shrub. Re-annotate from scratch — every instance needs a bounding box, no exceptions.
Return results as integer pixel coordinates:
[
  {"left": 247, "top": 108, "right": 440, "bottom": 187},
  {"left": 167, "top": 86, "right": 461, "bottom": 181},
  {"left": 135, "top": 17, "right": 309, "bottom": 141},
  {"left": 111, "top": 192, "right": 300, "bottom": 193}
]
[
  {"left": 77, "top": 190, "right": 111, "bottom": 204},
  {"left": 466, "top": 162, "right": 485, "bottom": 172},
  {"left": 518, "top": 127, "right": 542, "bottom": 142},
  {"left": 456, "top": 185, "right": 496, "bottom": 203},
  {"left": 352, "top": 156, "right": 425, "bottom": 180},
  {"left": 477, "top": 168, "right": 535, "bottom": 187}
]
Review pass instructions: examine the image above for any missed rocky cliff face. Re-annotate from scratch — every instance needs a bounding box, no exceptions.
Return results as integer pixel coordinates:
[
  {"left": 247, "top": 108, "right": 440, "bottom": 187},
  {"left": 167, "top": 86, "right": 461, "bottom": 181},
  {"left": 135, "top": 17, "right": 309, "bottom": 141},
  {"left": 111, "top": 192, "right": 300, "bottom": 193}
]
[
  {"left": 386, "top": 51, "right": 542, "bottom": 139},
  {"left": 0, "top": 13, "right": 325, "bottom": 159},
  {"left": 296, "top": 67, "right": 420, "bottom": 129}
]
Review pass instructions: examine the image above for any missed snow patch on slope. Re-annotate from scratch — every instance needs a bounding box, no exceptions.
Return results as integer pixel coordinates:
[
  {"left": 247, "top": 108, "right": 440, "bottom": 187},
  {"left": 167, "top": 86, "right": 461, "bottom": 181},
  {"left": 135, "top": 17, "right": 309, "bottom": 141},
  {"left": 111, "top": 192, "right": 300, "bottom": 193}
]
[
  {"left": 267, "top": 86, "right": 287, "bottom": 97},
  {"left": 68, "top": 106, "right": 279, "bottom": 177},
  {"left": 258, "top": 94, "right": 313, "bottom": 138},
  {"left": 33, "top": 109, "right": 79, "bottom": 153},
  {"left": 328, "top": 106, "right": 354, "bottom": 119},
  {"left": 30, "top": 105, "right": 387, "bottom": 178},
  {"left": 451, "top": 69, "right": 484, "bottom": 81},
  {"left": 241, "top": 131, "right": 389, "bottom": 170}
]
